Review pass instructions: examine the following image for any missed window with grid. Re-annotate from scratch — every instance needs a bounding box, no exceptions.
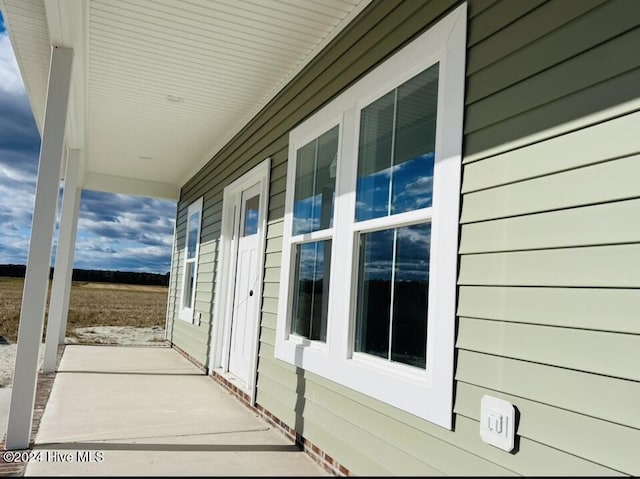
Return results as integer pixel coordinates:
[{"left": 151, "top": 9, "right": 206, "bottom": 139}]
[
  {"left": 180, "top": 198, "right": 202, "bottom": 322},
  {"left": 275, "top": 4, "right": 467, "bottom": 428}
]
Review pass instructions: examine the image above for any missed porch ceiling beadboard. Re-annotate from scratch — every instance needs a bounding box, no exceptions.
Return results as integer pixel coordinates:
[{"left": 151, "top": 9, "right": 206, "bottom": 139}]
[
  {"left": 0, "top": 0, "right": 370, "bottom": 198},
  {"left": 0, "top": 0, "right": 50, "bottom": 134}
]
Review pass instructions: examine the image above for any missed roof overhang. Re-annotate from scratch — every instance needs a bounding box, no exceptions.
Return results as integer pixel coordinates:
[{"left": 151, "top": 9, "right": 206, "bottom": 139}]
[{"left": 1, "top": 0, "right": 372, "bottom": 200}]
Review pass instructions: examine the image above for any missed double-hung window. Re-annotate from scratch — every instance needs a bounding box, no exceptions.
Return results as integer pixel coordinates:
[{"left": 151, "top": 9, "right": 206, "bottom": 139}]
[
  {"left": 289, "top": 125, "right": 339, "bottom": 343},
  {"left": 180, "top": 198, "right": 203, "bottom": 322},
  {"left": 276, "top": 4, "right": 466, "bottom": 428},
  {"left": 353, "top": 64, "right": 438, "bottom": 370}
]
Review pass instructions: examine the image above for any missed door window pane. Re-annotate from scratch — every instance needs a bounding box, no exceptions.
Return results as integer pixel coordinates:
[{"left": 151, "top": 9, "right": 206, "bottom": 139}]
[
  {"left": 291, "top": 240, "right": 331, "bottom": 342},
  {"left": 355, "top": 223, "right": 430, "bottom": 368},
  {"left": 243, "top": 194, "right": 260, "bottom": 236},
  {"left": 356, "top": 64, "right": 439, "bottom": 221},
  {"left": 293, "top": 126, "right": 339, "bottom": 235},
  {"left": 187, "top": 210, "right": 201, "bottom": 259}
]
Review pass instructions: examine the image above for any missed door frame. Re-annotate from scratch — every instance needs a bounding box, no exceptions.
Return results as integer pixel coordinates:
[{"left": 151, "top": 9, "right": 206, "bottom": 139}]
[{"left": 208, "top": 157, "right": 270, "bottom": 405}]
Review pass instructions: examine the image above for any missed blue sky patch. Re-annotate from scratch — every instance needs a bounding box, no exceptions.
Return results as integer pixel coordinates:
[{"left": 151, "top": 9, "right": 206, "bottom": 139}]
[{"left": 0, "top": 23, "right": 176, "bottom": 273}]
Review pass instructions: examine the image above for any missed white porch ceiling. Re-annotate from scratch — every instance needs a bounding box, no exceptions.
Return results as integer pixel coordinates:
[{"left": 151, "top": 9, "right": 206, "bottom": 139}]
[{"left": 1, "top": 0, "right": 370, "bottom": 199}]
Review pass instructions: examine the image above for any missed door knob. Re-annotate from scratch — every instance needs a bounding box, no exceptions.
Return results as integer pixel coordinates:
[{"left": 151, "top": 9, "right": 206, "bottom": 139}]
[{"left": 249, "top": 290, "right": 254, "bottom": 296}]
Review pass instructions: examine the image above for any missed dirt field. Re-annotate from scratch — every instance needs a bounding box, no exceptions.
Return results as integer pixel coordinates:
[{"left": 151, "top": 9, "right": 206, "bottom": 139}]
[{"left": 0, "top": 277, "right": 168, "bottom": 343}]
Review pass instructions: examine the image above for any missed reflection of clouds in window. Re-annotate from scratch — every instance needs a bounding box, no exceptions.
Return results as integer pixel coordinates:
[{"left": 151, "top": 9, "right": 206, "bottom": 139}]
[
  {"left": 356, "top": 223, "right": 430, "bottom": 368},
  {"left": 355, "top": 168, "right": 391, "bottom": 220},
  {"left": 292, "top": 240, "right": 331, "bottom": 342},
  {"left": 243, "top": 194, "right": 260, "bottom": 236},
  {"left": 356, "top": 64, "right": 438, "bottom": 222},
  {"left": 361, "top": 223, "right": 431, "bottom": 281},
  {"left": 297, "top": 240, "right": 326, "bottom": 281},
  {"left": 183, "top": 202, "right": 201, "bottom": 313},
  {"left": 293, "top": 126, "right": 338, "bottom": 235},
  {"left": 397, "top": 222, "right": 431, "bottom": 249},
  {"left": 392, "top": 153, "right": 434, "bottom": 212},
  {"left": 394, "top": 260, "right": 430, "bottom": 282},
  {"left": 187, "top": 211, "right": 200, "bottom": 259},
  {"left": 362, "top": 260, "right": 393, "bottom": 278},
  {"left": 391, "top": 223, "right": 429, "bottom": 367},
  {"left": 356, "top": 154, "right": 435, "bottom": 218},
  {"left": 353, "top": 65, "right": 438, "bottom": 366},
  {"left": 245, "top": 209, "right": 258, "bottom": 231},
  {"left": 292, "top": 195, "right": 322, "bottom": 235}
]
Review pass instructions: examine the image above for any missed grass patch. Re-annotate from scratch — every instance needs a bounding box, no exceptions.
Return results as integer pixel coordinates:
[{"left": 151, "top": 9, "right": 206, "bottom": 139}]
[{"left": 0, "top": 277, "right": 168, "bottom": 343}]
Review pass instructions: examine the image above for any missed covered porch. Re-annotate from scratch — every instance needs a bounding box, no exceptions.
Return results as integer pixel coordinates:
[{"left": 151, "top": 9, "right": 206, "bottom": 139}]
[
  {"left": 0, "top": 0, "right": 370, "bottom": 452},
  {"left": 16, "top": 345, "right": 325, "bottom": 476}
]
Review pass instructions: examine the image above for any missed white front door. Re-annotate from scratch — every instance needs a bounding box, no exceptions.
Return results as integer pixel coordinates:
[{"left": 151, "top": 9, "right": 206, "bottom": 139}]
[{"left": 228, "top": 183, "right": 261, "bottom": 384}]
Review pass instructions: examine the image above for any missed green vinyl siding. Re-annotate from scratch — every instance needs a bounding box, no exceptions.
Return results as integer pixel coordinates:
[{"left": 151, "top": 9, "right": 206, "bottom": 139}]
[
  {"left": 259, "top": 312, "right": 277, "bottom": 332},
  {"left": 466, "top": 0, "right": 639, "bottom": 104},
  {"left": 168, "top": 0, "right": 640, "bottom": 475},
  {"left": 458, "top": 286, "right": 640, "bottom": 334},
  {"left": 457, "top": 317, "right": 640, "bottom": 381},
  {"left": 466, "top": 0, "right": 606, "bottom": 74},
  {"left": 460, "top": 198, "right": 640, "bottom": 252},
  {"left": 170, "top": 321, "right": 209, "bottom": 366},
  {"left": 166, "top": 228, "right": 216, "bottom": 366},
  {"left": 455, "top": 383, "right": 634, "bottom": 475},
  {"left": 462, "top": 109, "right": 640, "bottom": 190},
  {"left": 459, "top": 244, "right": 640, "bottom": 287},
  {"left": 465, "top": 67, "right": 640, "bottom": 159},
  {"left": 467, "top": 0, "right": 546, "bottom": 46},
  {"left": 456, "top": 350, "right": 640, "bottom": 432},
  {"left": 461, "top": 154, "right": 640, "bottom": 222}
]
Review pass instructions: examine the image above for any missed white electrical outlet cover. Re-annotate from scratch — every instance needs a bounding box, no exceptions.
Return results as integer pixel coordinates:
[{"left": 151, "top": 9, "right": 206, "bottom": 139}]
[{"left": 480, "top": 395, "right": 515, "bottom": 452}]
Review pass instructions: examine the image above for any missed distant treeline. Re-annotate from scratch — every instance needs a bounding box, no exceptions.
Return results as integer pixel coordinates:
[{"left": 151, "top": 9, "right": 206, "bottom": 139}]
[{"left": 0, "top": 264, "right": 170, "bottom": 286}]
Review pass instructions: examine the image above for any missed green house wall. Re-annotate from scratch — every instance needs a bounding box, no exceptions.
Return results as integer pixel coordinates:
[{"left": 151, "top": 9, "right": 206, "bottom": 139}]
[{"left": 167, "top": 0, "right": 640, "bottom": 474}]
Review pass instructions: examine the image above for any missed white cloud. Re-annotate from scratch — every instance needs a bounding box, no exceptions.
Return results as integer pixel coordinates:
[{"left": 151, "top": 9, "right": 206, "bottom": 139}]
[
  {"left": 0, "top": 32, "right": 176, "bottom": 273},
  {"left": 397, "top": 226, "right": 431, "bottom": 247},
  {"left": 0, "top": 182, "right": 34, "bottom": 223},
  {"left": 0, "top": 33, "right": 25, "bottom": 95},
  {"left": 0, "top": 162, "right": 35, "bottom": 184}
]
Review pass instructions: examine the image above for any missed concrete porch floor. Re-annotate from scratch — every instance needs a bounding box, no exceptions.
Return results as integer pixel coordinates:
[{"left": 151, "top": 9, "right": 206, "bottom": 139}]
[{"left": 24, "top": 345, "right": 327, "bottom": 476}]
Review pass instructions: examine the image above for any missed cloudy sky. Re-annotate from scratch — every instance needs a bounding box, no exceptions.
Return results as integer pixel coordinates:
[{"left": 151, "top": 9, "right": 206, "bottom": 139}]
[{"left": 0, "top": 12, "right": 176, "bottom": 274}]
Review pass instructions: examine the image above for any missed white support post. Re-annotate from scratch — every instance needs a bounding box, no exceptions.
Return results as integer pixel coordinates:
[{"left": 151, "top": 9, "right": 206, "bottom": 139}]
[
  {"left": 57, "top": 186, "right": 79, "bottom": 345},
  {"left": 164, "top": 220, "right": 177, "bottom": 340},
  {"left": 5, "top": 46, "right": 73, "bottom": 451},
  {"left": 43, "top": 149, "right": 81, "bottom": 373},
  {"left": 57, "top": 178, "right": 81, "bottom": 346}
]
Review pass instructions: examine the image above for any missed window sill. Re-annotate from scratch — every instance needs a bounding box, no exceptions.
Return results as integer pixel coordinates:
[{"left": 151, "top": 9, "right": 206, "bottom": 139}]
[
  {"left": 274, "top": 337, "right": 452, "bottom": 428},
  {"left": 178, "top": 309, "right": 195, "bottom": 324}
]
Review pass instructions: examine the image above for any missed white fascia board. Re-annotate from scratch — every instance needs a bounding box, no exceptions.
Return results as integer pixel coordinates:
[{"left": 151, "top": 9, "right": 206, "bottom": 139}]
[
  {"left": 178, "top": 0, "right": 374, "bottom": 188},
  {"left": 84, "top": 172, "right": 180, "bottom": 201}
]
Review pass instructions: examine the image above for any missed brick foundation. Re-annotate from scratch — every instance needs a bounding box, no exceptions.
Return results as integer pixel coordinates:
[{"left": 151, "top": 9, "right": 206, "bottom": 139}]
[
  {"left": 210, "top": 370, "right": 350, "bottom": 476},
  {"left": 211, "top": 372, "right": 252, "bottom": 408},
  {"left": 170, "top": 343, "right": 207, "bottom": 373},
  {"left": 170, "top": 341, "right": 351, "bottom": 475}
]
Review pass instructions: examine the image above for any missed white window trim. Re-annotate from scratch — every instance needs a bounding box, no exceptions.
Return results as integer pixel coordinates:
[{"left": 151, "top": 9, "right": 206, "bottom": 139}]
[
  {"left": 276, "top": 3, "right": 466, "bottom": 429},
  {"left": 179, "top": 197, "right": 203, "bottom": 323},
  {"left": 279, "top": 112, "right": 343, "bottom": 357}
]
